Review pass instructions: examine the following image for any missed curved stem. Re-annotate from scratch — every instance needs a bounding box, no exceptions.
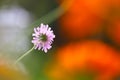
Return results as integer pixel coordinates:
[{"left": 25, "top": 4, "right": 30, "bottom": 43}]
[{"left": 14, "top": 46, "right": 35, "bottom": 64}]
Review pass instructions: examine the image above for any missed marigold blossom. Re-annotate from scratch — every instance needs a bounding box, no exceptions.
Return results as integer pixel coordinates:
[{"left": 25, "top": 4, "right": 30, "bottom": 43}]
[{"left": 32, "top": 23, "right": 55, "bottom": 53}]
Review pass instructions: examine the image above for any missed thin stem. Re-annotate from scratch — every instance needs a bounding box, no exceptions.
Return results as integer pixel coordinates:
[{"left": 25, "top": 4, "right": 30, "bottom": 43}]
[{"left": 14, "top": 46, "right": 35, "bottom": 64}]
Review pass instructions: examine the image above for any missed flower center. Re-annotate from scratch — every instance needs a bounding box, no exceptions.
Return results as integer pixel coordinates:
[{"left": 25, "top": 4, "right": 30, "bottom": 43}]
[{"left": 40, "top": 34, "right": 47, "bottom": 42}]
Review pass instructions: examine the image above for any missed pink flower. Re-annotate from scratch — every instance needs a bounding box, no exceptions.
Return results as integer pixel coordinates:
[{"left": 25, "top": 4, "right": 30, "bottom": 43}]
[{"left": 32, "top": 23, "right": 55, "bottom": 53}]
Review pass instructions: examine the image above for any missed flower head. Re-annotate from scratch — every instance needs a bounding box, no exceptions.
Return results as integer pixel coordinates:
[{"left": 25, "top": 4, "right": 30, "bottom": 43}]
[{"left": 32, "top": 23, "right": 55, "bottom": 53}]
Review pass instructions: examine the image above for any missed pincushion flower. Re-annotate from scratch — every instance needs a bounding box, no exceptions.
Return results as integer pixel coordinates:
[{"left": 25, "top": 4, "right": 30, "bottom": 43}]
[
  {"left": 32, "top": 23, "right": 55, "bottom": 53},
  {"left": 14, "top": 23, "right": 55, "bottom": 64}
]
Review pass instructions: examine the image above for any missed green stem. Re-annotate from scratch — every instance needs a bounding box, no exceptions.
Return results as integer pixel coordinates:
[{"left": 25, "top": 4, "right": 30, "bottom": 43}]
[
  {"left": 14, "top": 46, "right": 35, "bottom": 64},
  {"left": 30, "top": 0, "right": 74, "bottom": 27},
  {"left": 26, "top": 0, "right": 74, "bottom": 36}
]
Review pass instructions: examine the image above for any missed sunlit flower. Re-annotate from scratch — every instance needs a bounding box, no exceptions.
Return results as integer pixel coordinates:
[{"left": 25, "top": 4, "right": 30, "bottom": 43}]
[{"left": 32, "top": 23, "right": 55, "bottom": 53}]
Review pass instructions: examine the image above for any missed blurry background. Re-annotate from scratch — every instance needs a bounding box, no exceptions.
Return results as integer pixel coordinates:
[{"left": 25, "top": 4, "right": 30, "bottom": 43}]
[{"left": 0, "top": 0, "right": 120, "bottom": 80}]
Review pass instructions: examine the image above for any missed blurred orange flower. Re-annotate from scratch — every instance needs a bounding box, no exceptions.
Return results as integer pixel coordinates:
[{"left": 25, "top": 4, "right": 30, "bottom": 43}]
[
  {"left": 58, "top": 0, "right": 120, "bottom": 40},
  {"left": 58, "top": 0, "right": 109, "bottom": 39},
  {"left": 49, "top": 40, "right": 120, "bottom": 80}
]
